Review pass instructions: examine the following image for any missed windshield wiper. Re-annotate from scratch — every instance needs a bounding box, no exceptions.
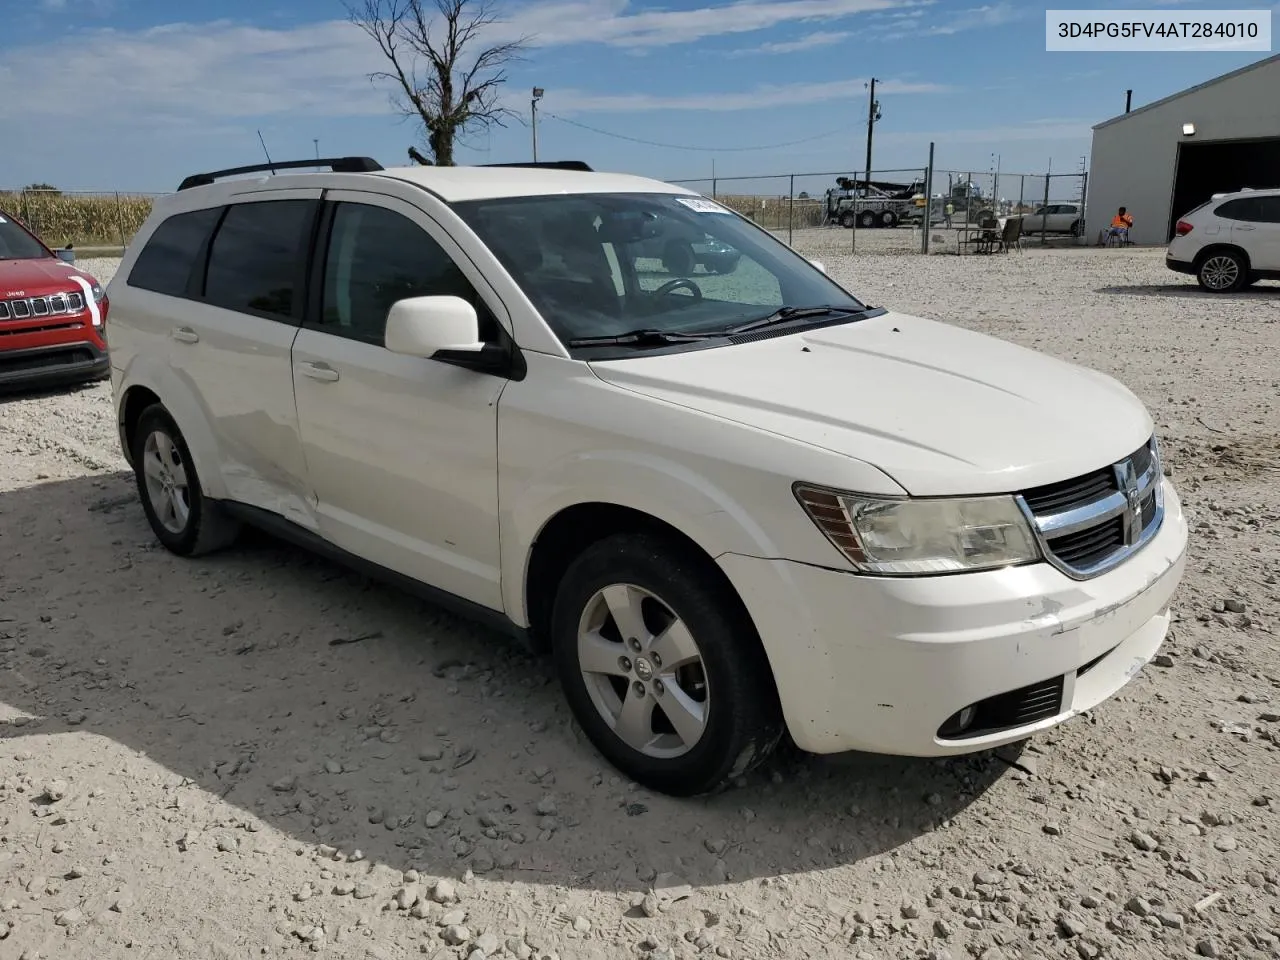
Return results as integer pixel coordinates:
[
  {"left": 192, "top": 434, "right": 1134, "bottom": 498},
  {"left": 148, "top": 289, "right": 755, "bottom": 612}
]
[
  {"left": 565, "top": 328, "right": 716, "bottom": 348},
  {"left": 721, "top": 305, "right": 866, "bottom": 336}
]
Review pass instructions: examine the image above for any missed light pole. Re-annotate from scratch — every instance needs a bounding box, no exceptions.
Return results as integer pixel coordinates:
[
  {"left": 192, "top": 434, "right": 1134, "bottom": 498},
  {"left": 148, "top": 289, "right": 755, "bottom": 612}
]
[
  {"left": 313, "top": 139, "right": 320, "bottom": 160},
  {"left": 531, "top": 87, "right": 544, "bottom": 162}
]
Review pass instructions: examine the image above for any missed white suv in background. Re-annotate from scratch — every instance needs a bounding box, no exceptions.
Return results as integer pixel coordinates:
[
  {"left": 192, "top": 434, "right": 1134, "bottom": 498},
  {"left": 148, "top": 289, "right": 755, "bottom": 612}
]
[
  {"left": 107, "top": 156, "right": 1188, "bottom": 796},
  {"left": 1167, "top": 187, "right": 1280, "bottom": 292}
]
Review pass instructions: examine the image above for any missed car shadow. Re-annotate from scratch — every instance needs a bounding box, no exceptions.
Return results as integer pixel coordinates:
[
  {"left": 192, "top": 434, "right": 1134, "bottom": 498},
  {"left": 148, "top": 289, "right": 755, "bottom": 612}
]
[
  {"left": 0, "top": 376, "right": 109, "bottom": 403},
  {"left": 0, "top": 472, "right": 1015, "bottom": 894},
  {"left": 1097, "top": 283, "right": 1280, "bottom": 301}
]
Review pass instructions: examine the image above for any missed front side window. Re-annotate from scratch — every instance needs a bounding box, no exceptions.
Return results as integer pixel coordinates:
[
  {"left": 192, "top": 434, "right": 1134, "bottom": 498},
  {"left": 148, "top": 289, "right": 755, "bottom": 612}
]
[
  {"left": 319, "top": 202, "right": 489, "bottom": 347},
  {"left": 128, "top": 206, "right": 222, "bottom": 297},
  {"left": 204, "top": 200, "right": 314, "bottom": 319},
  {"left": 453, "top": 193, "right": 864, "bottom": 347}
]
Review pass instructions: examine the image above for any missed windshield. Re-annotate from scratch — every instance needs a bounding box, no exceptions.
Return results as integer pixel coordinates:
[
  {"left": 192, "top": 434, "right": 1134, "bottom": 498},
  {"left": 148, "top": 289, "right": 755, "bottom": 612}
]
[
  {"left": 452, "top": 192, "right": 865, "bottom": 346},
  {"left": 0, "top": 213, "right": 50, "bottom": 260}
]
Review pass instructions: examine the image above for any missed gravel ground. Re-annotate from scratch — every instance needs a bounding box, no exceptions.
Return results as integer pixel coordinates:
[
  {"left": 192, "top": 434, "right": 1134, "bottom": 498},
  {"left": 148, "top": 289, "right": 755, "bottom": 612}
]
[{"left": 2, "top": 247, "right": 1279, "bottom": 960}]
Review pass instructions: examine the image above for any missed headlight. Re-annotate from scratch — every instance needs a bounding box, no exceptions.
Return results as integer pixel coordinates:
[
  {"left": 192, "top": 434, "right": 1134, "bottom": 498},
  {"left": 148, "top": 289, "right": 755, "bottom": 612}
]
[
  {"left": 90, "top": 282, "right": 105, "bottom": 303},
  {"left": 793, "top": 484, "right": 1040, "bottom": 576}
]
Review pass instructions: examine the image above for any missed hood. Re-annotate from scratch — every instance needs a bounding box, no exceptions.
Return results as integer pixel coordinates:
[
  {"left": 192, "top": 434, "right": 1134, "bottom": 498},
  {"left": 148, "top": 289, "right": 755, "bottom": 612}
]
[
  {"left": 0, "top": 257, "right": 98, "bottom": 297},
  {"left": 588, "top": 311, "right": 1153, "bottom": 497}
]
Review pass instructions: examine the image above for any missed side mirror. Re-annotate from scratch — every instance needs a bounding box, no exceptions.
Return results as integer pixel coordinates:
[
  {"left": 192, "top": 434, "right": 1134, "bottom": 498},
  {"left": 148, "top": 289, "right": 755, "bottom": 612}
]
[
  {"left": 385, "top": 295, "right": 484, "bottom": 359},
  {"left": 809, "top": 260, "right": 826, "bottom": 274},
  {"left": 56, "top": 248, "right": 76, "bottom": 264}
]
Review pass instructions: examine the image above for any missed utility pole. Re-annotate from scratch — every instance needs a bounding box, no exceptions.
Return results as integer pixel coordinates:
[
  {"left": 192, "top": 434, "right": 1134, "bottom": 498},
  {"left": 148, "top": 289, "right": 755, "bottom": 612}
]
[
  {"left": 531, "top": 87, "right": 544, "bottom": 162},
  {"left": 313, "top": 139, "right": 319, "bottom": 160},
  {"left": 864, "top": 77, "right": 880, "bottom": 187}
]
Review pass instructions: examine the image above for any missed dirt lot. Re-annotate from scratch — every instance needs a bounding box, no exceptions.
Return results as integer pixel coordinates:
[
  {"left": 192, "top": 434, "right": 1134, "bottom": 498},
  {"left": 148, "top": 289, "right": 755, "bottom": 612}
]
[{"left": 2, "top": 246, "right": 1279, "bottom": 960}]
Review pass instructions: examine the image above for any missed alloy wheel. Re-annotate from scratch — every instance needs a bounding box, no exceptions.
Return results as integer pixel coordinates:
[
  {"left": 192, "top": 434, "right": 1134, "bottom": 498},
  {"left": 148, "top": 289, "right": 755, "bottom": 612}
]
[
  {"left": 142, "top": 429, "right": 191, "bottom": 534},
  {"left": 576, "top": 583, "right": 709, "bottom": 759},
  {"left": 1201, "top": 255, "right": 1240, "bottom": 290}
]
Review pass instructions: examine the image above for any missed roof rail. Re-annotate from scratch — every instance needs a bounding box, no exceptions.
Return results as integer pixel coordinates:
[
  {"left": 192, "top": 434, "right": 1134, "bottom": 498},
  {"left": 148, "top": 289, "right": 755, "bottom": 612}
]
[
  {"left": 479, "top": 161, "right": 594, "bottom": 172},
  {"left": 177, "top": 156, "right": 384, "bottom": 192}
]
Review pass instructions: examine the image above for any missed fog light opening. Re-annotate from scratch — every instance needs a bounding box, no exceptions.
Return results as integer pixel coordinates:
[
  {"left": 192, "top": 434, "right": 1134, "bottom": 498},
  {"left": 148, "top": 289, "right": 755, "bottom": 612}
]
[{"left": 939, "top": 704, "right": 978, "bottom": 739}]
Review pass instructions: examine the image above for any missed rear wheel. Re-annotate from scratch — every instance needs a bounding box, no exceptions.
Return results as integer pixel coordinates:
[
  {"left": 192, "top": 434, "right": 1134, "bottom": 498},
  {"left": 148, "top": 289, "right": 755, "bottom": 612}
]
[
  {"left": 131, "top": 404, "right": 240, "bottom": 556},
  {"left": 551, "top": 534, "right": 783, "bottom": 796},
  {"left": 1069, "top": 219, "right": 1082, "bottom": 237},
  {"left": 857, "top": 210, "right": 876, "bottom": 229},
  {"left": 1197, "top": 250, "right": 1248, "bottom": 292},
  {"left": 879, "top": 210, "right": 898, "bottom": 228}
]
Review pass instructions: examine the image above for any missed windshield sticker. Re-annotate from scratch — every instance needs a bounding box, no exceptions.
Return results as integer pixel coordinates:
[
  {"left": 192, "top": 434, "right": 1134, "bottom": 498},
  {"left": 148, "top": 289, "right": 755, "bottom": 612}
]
[{"left": 675, "top": 197, "right": 732, "bottom": 215}]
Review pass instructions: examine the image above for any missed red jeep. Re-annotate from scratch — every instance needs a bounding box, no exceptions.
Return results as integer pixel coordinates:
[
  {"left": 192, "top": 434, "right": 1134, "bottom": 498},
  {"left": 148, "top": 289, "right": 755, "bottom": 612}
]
[{"left": 0, "top": 208, "right": 109, "bottom": 391}]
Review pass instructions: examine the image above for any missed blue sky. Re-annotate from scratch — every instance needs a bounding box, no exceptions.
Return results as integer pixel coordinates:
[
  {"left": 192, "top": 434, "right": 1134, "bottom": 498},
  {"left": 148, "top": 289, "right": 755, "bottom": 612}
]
[{"left": 0, "top": 0, "right": 1274, "bottom": 193}]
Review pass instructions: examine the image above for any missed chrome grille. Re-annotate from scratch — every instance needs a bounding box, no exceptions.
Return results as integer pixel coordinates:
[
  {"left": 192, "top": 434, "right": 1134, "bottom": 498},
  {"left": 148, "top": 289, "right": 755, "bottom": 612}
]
[
  {"left": 1017, "top": 436, "right": 1164, "bottom": 579},
  {"left": 0, "top": 291, "right": 88, "bottom": 322}
]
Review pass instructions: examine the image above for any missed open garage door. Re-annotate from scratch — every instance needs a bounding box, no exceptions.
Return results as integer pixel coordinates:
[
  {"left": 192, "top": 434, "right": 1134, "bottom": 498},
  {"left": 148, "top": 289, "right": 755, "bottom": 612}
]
[{"left": 1168, "top": 136, "right": 1280, "bottom": 240}]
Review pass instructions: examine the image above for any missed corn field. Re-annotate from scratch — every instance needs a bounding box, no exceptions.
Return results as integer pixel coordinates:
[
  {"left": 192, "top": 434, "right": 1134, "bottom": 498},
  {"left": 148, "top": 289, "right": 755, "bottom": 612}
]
[
  {"left": 0, "top": 190, "right": 157, "bottom": 249},
  {"left": 714, "top": 194, "right": 826, "bottom": 230}
]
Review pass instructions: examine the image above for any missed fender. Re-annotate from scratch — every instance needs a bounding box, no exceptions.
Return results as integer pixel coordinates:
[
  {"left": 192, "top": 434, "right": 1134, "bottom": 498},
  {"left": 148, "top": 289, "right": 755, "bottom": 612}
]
[
  {"left": 115, "top": 352, "right": 229, "bottom": 502},
  {"left": 499, "top": 448, "right": 789, "bottom": 627}
]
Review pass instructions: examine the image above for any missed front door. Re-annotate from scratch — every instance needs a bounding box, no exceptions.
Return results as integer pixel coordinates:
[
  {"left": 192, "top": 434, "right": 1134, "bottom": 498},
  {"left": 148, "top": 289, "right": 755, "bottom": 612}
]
[{"left": 290, "top": 191, "right": 508, "bottom": 611}]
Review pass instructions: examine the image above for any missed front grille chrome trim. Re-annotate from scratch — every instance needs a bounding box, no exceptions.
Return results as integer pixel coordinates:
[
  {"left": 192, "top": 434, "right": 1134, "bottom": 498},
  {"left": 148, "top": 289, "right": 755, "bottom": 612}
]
[
  {"left": 0, "top": 291, "right": 90, "bottom": 323},
  {"left": 1016, "top": 436, "right": 1165, "bottom": 581}
]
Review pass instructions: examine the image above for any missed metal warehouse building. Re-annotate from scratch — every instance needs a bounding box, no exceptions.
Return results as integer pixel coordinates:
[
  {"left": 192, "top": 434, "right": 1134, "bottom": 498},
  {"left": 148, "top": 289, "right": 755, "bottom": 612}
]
[{"left": 1085, "top": 53, "right": 1280, "bottom": 245}]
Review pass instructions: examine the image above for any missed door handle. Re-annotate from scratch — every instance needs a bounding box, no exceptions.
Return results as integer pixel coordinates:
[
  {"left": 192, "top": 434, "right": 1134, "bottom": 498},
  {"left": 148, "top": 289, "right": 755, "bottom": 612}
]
[
  {"left": 1235, "top": 225, "right": 1256, "bottom": 231},
  {"left": 171, "top": 326, "right": 199, "bottom": 344},
  {"left": 298, "top": 361, "right": 340, "bottom": 382}
]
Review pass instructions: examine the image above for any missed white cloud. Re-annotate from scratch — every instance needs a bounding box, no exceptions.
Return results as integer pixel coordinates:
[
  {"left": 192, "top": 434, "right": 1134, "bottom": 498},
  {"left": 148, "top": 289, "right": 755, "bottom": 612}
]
[
  {"left": 551, "top": 77, "right": 949, "bottom": 113},
  {"left": 925, "top": 1, "right": 1024, "bottom": 36},
  {"left": 733, "top": 30, "right": 853, "bottom": 54},
  {"left": 511, "top": 0, "right": 910, "bottom": 47},
  {"left": 0, "top": 9, "right": 948, "bottom": 125}
]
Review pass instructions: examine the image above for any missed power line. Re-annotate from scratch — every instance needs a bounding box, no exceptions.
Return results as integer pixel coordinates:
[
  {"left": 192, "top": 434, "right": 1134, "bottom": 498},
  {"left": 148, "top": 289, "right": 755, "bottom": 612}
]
[{"left": 543, "top": 112, "right": 858, "bottom": 153}]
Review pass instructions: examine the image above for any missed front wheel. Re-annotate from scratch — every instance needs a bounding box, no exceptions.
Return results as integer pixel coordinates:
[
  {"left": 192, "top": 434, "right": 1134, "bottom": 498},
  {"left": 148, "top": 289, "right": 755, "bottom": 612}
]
[
  {"left": 551, "top": 534, "right": 783, "bottom": 796},
  {"left": 1197, "top": 250, "right": 1248, "bottom": 292},
  {"left": 857, "top": 210, "right": 876, "bottom": 229},
  {"left": 131, "top": 404, "right": 240, "bottom": 556}
]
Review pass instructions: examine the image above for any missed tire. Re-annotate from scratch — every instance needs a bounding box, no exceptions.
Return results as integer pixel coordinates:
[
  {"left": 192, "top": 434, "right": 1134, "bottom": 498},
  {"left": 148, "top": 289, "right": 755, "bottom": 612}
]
[
  {"left": 857, "top": 210, "right": 876, "bottom": 229},
  {"left": 879, "top": 210, "right": 898, "bottom": 228},
  {"left": 838, "top": 211, "right": 856, "bottom": 229},
  {"left": 661, "top": 240, "right": 694, "bottom": 276},
  {"left": 1069, "top": 219, "right": 1082, "bottom": 237},
  {"left": 131, "top": 404, "right": 240, "bottom": 556},
  {"left": 1196, "top": 249, "right": 1248, "bottom": 293},
  {"left": 550, "top": 533, "right": 784, "bottom": 796},
  {"left": 703, "top": 253, "right": 740, "bottom": 275}
]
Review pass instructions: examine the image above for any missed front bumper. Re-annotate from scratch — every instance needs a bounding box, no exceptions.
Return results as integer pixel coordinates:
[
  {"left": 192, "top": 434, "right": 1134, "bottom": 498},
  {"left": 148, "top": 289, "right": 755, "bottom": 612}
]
[
  {"left": 1166, "top": 255, "right": 1196, "bottom": 276},
  {"left": 719, "top": 478, "right": 1188, "bottom": 756},
  {"left": 0, "top": 340, "right": 110, "bottom": 391}
]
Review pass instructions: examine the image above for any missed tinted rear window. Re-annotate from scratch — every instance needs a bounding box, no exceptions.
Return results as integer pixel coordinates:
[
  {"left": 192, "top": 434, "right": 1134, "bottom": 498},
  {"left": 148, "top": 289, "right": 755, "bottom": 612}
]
[
  {"left": 128, "top": 207, "right": 223, "bottom": 297},
  {"left": 204, "top": 200, "right": 314, "bottom": 320},
  {"left": 1214, "top": 197, "right": 1262, "bottom": 222}
]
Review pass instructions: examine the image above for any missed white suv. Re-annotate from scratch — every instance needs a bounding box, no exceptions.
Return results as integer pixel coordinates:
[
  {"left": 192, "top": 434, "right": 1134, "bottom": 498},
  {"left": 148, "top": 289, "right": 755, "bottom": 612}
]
[
  {"left": 108, "top": 156, "right": 1188, "bottom": 796},
  {"left": 1167, "top": 187, "right": 1280, "bottom": 292}
]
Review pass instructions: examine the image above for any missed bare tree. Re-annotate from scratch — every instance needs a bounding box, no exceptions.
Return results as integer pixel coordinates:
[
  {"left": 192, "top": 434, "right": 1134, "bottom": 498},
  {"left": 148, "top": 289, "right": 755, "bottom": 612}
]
[{"left": 348, "top": 0, "right": 528, "bottom": 166}]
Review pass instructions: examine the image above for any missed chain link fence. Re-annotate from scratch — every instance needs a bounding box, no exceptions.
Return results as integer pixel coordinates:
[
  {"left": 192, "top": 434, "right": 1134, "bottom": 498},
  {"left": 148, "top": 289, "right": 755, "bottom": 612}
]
[
  {"left": 667, "top": 165, "right": 1091, "bottom": 257},
  {"left": 0, "top": 188, "right": 161, "bottom": 252}
]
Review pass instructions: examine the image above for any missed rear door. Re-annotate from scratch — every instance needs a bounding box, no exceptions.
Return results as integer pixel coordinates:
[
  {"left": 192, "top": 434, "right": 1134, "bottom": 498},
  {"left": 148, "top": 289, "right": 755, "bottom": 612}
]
[
  {"left": 172, "top": 190, "right": 320, "bottom": 529},
  {"left": 1233, "top": 195, "right": 1280, "bottom": 272}
]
